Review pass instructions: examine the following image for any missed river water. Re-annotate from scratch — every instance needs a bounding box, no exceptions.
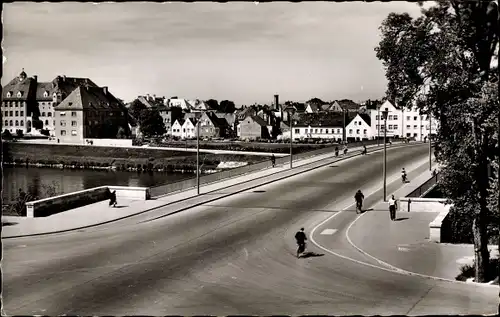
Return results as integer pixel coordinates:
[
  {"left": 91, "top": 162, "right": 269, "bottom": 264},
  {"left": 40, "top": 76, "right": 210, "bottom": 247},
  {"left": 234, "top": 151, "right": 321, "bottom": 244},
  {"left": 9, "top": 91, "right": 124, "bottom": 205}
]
[{"left": 2, "top": 167, "right": 194, "bottom": 203}]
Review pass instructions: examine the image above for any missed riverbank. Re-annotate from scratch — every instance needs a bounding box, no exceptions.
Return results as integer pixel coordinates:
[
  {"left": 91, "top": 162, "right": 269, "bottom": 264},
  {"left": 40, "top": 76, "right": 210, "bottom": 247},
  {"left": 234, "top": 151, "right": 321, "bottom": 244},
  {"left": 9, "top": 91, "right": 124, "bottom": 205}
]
[{"left": 2, "top": 141, "right": 333, "bottom": 172}]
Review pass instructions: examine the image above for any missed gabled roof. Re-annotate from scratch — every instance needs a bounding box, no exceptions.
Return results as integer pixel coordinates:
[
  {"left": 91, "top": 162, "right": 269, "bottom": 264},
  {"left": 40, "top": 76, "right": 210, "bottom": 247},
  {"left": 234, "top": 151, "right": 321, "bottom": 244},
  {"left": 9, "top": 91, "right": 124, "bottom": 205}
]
[
  {"left": 184, "top": 117, "right": 198, "bottom": 126},
  {"left": 295, "top": 113, "right": 353, "bottom": 128},
  {"left": 306, "top": 103, "right": 321, "bottom": 112},
  {"left": 173, "top": 118, "right": 185, "bottom": 126},
  {"left": 54, "top": 86, "right": 124, "bottom": 111},
  {"left": 2, "top": 75, "right": 36, "bottom": 100},
  {"left": 336, "top": 99, "right": 361, "bottom": 111},
  {"left": 246, "top": 115, "right": 269, "bottom": 127},
  {"left": 358, "top": 113, "right": 371, "bottom": 126}
]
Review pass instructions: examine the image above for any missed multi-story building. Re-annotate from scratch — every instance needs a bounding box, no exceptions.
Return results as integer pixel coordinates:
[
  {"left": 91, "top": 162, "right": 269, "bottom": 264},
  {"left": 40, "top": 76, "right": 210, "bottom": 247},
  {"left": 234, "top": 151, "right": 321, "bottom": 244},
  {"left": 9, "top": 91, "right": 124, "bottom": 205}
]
[
  {"left": 158, "top": 106, "right": 183, "bottom": 135},
  {"left": 53, "top": 86, "right": 129, "bottom": 143},
  {"left": 370, "top": 100, "right": 438, "bottom": 141},
  {"left": 345, "top": 113, "right": 372, "bottom": 141},
  {"left": 1, "top": 69, "right": 38, "bottom": 134}
]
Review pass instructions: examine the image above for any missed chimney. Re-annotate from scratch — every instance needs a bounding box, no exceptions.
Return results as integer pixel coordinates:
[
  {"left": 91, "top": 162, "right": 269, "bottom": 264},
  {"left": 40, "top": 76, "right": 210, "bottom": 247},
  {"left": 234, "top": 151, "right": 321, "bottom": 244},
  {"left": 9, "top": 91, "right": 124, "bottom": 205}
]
[
  {"left": 274, "top": 94, "right": 279, "bottom": 110},
  {"left": 103, "top": 86, "right": 108, "bottom": 95},
  {"left": 153, "top": 94, "right": 156, "bottom": 99},
  {"left": 63, "top": 75, "right": 66, "bottom": 82},
  {"left": 146, "top": 93, "right": 150, "bottom": 100},
  {"left": 33, "top": 75, "right": 38, "bottom": 81}
]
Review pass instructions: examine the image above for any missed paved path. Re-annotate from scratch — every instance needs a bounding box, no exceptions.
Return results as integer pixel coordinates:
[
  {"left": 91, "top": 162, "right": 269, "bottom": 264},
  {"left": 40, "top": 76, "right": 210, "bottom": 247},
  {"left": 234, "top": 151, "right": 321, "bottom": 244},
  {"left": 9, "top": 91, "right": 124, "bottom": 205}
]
[{"left": 3, "top": 144, "right": 497, "bottom": 315}]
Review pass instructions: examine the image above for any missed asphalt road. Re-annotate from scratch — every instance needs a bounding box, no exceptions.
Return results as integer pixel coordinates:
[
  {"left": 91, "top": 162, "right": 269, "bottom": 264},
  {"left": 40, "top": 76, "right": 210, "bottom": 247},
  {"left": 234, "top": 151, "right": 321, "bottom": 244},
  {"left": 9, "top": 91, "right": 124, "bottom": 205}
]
[{"left": 3, "top": 143, "right": 497, "bottom": 315}]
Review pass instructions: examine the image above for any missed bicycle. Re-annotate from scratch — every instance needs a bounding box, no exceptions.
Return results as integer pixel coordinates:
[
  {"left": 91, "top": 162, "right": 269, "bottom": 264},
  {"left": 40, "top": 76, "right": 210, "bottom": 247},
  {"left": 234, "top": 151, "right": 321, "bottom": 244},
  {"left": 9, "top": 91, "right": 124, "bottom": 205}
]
[{"left": 356, "top": 200, "right": 363, "bottom": 214}]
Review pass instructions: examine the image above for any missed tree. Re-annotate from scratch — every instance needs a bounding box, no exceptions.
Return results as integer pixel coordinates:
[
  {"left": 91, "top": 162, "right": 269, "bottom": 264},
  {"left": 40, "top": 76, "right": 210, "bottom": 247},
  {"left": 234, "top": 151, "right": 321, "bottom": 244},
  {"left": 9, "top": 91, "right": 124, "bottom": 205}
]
[
  {"left": 205, "top": 99, "right": 219, "bottom": 111},
  {"left": 16, "top": 130, "right": 24, "bottom": 138},
  {"left": 139, "top": 108, "right": 166, "bottom": 138},
  {"left": 219, "top": 100, "right": 236, "bottom": 113},
  {"left": 375, "top": 1, "right": 499, "bottom": 283},
  {"left": 128, "top": 99, "right": 147, "bottom": 120},
  {"left": 116, "top": 126, "right": 128, "bottom": 139}
]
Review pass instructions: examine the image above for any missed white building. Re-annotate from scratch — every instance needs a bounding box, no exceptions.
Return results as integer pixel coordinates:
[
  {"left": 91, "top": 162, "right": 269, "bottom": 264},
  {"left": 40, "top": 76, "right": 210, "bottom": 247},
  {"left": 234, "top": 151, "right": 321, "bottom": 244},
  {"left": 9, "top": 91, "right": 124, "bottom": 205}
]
[
  {"left": 168, "top": 98, "right": 193, "bottom": 110},
  {"left": 370, "top": 100, "right": 438, "bottom": 141},
  {"left": 346, "top": 113, "right": 373, "bottom": 140},
  {"left": 171, "top": 119, "right": 184, "bottom": 139},
  {"left": 289, "top": 115, "right": 344, "bottom": 141},
  {"left": 181, "top": 117, "right": 198, "bottom": 139}
]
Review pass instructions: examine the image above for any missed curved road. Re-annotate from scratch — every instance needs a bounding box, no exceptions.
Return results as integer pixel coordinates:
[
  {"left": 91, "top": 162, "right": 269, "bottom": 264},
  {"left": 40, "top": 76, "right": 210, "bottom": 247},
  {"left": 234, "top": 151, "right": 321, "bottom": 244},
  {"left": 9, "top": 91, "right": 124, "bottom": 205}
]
[{"left": 3, "top": 144, "right": 497, "bottom": 315}]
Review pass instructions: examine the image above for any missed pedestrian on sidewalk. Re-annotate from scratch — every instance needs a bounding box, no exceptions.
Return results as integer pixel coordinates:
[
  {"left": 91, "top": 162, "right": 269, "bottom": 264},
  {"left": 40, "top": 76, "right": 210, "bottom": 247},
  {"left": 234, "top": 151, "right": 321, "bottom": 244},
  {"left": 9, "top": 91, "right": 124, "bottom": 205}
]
[
  {"left": 109, "top": 190, "right": 117, "bottom": 207},
  {"left": 388, "top": 195, "right": 397, "bottom": 221},
  {"left": 271, "top": 154, "right": 276, "bottom": 168},
  {"left": 334, "top": 146, "right": 339, "bottom": 157},
  {"left": 295, "top": 228, "right": 307, "bottom": 258}
]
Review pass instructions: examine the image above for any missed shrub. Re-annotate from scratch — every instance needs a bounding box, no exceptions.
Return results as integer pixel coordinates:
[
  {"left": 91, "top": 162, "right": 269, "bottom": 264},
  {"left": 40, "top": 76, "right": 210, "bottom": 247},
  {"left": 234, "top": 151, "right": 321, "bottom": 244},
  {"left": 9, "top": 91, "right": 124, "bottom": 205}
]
[{"left": 455, "top": 258, "right": 499, "bottom": 282}]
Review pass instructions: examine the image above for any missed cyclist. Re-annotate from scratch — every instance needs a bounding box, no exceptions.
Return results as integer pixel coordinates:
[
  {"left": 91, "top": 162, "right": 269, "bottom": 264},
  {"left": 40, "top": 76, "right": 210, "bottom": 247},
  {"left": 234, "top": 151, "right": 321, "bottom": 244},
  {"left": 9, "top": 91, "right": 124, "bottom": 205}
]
[
  {"left": 295, "top": 228, "right": 307, "bottom": 258},
  {"left": 354, "top": 189, "right": 364, "bottom": 214},
  {"left": 401, "top": 168, "right": 407, "bottom": 183}
]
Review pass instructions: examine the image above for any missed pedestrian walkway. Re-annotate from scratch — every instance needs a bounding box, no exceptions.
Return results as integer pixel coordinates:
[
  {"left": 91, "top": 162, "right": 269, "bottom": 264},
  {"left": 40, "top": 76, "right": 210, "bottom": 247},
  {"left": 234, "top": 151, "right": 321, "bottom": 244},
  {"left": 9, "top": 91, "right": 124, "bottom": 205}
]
[
  {"left": 347, "top": 166, "right": 499, "bottom": 286},
  {"left": 1, "top": 142, "right": 401, "bottom": 238}
]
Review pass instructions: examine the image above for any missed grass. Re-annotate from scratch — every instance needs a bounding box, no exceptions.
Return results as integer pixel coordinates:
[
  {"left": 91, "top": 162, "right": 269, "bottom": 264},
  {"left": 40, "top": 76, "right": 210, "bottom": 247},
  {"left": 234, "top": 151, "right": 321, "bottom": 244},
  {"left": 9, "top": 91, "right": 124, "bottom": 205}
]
[{"left": 455, "top": 258, "right": 499, "bottom": 283}]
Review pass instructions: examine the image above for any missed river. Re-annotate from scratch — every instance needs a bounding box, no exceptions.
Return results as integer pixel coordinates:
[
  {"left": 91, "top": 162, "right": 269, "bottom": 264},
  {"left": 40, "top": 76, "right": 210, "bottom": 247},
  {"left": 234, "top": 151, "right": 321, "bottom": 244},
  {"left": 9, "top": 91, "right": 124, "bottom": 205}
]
[{"left": 2, "top": 167, "right": 194, "bottom": 203}]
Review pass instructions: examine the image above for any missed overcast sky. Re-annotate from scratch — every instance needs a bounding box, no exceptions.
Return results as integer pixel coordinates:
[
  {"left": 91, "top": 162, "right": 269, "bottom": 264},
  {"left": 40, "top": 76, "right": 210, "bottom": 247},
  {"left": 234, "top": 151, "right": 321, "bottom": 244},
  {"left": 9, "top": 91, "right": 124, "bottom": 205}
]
[{"left": 2, "top": 2, "right": 424, "bottom": 105}]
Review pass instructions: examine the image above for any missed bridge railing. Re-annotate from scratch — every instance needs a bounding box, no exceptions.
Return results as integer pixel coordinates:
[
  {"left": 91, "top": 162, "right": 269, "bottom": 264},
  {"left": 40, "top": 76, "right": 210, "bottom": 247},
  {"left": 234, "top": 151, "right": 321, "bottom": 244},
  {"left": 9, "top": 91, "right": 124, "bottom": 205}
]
[
  {"left": 406, "top": 172, "right": 440, "bottom": 198},
  {"left": 149, "top": 139, "right": 403, "bottom": 198}
]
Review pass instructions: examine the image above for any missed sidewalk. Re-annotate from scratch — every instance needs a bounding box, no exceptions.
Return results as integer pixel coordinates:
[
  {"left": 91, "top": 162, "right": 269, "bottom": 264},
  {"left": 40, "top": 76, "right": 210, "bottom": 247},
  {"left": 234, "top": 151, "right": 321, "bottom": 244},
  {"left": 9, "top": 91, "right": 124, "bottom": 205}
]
[
  {"left": 2, "top": 142, "right": 399, "bottom": 238},
  {"left": 348, "top": 167, "right": 499, "bottom": 286}
]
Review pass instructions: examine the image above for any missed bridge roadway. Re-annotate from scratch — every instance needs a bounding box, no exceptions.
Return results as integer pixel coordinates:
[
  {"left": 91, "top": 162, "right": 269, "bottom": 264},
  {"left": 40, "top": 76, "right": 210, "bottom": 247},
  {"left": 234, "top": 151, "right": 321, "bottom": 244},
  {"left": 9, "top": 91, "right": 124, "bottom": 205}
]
[{"left": 3, "top": 144, "right": 497, "bottom": 315}]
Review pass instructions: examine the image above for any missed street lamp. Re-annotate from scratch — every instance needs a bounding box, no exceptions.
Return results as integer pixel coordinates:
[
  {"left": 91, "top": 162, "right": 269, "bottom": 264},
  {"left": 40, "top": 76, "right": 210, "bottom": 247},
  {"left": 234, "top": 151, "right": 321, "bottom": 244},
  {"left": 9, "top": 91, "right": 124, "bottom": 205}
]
[
  {"left": 377, "top": 106, "right": 380, "bottom": 146},
  {"left": 382, "top": 108, "right": 389, "bottom": 202},
  {"left": 343, "top": 108, "right": 347, "bottom": 144},
  {"left": 196, "top": 118, "right": 201, "bottom": 195},
  {"left": 429, "top": 112, "right": 432, "bottom": 171},
  {"left": 285, "top": 106, "right": 296, "bottom": 169}
]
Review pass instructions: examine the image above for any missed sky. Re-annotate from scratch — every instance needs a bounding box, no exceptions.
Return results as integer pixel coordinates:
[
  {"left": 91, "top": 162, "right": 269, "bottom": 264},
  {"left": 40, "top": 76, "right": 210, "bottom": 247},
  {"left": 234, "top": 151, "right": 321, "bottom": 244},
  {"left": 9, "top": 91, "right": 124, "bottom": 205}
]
[{"left": 2, "top": 2, "right": 425, "bottom": 106}]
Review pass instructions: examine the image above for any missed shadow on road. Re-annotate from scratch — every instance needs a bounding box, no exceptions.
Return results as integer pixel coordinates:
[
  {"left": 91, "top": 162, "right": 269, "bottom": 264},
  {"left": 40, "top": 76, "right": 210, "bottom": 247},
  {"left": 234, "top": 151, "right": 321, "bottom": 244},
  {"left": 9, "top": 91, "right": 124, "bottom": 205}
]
[
  {"left": 395, "top": 217, "right": 409, "bottom": 221},
  {"left": 2, "top": 221, "right": 18, "bottom": 227},
  {"left": 113, "top": 206, "right": 127, "bottom": 209},
  {"left": 299, "top": 252, "right": 325, "bottom": 258},
  {"left": 329, "top": 165, "right": 339, "bottom": 168}
]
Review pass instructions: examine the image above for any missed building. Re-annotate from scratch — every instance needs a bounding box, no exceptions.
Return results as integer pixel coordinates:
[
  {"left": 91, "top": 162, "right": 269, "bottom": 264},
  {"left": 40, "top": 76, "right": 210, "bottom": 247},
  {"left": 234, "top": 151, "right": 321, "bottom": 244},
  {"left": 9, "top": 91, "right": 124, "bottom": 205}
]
[
  {"left": 335, "top": 99, "right": 361, "bottom": 113},
  {"left": 198, "top": 111, "right": 229, "bottom": 139},
  {"left": 1, "top": 69, "right": 38, "bottom": 134},
  {"left": 238, "top": 115, "right": 272, "bottom": 140},
  {"left": 345, "top": 113, "right": 372, "bottom": 141},
  {"left": 181, "top": 117, "right": 198, "bottom": 139},
  {"left": 290, "top": 114, "right": 344, "bottom": 141},
  {"left": 171, "top": 119, "right": 184, "bottom": 139},
  {"left": 36, "top": 75, "right": 99, "bottom": 136},
  {"left": 53, "top": 86, "right": 129, "bottom": 143},
  {"left": 158, "top": 106, "right": 183, "bottom": 136},
  {"left": 168, "top": 98, "right": 192, "bottom": 110},
  {"left": 370, "top": 100, "right": 438, "bottom": 141}
]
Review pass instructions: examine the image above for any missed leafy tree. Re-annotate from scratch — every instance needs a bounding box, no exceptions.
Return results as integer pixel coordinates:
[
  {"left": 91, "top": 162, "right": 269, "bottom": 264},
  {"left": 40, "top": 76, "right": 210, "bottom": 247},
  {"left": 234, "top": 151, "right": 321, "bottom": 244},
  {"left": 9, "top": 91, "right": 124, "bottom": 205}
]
[
  {"left": 139, "top": 108, "right": 166, "bottom": 138},
  {"left": 205, "top": 99, "right": 219, "bottom": 111},
  {"left": 116, "top": 126, "right": 128, "bottom": 139},
  {"left": 219, "top": 100, "right": 236, "bottom": 113},
  {"left": 2, "top": 129, "right": 12, "bottom": 139},
  {"left": 307, "top": 98, "right": 325, "bottom": 105},
  {"left": 375, "top": 1, "right": 499, "bottom": 282},
  {"left": 128, "top": 99, "right": 147, "bottom": 120},
  {"left": 16, "top": 130, "right": 24, "bottom": 138}
]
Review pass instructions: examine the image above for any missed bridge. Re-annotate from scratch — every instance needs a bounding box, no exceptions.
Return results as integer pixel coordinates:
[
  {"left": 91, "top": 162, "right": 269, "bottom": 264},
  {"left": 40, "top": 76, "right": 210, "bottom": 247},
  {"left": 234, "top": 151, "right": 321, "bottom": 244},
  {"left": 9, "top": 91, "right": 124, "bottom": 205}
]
[{"left": 2, "top": 142, "right": 497, "bottom": 315}]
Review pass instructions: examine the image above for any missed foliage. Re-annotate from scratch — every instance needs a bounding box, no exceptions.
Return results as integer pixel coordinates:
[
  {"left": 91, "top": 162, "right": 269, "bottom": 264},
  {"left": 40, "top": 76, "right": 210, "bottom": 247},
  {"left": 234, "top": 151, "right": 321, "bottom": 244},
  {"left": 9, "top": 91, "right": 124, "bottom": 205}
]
[
  {"left": 16, "top": 129, "right": 24, "bottom": 138},
  {"left": 205, "top": 99, "right": 219, "bottom": 111},
  {"left": 456, "top": 258, "right": 499, "bottom": 282},
  {"left": 139, "top": 108, "right": 166, "bottom": 138},
  {"left": 40, "top": 129, "right": 50, "bottom": 136},
  {"left": 128, "top": 99, "right": 147, "bottom": 120},
  {"left": 219, "top": 100, "right": 236, "bottom": 113},
  {"left": 375, "top": 0, "right": 499, "bottom": 282},
  {"left": 116, "top": 126, "right": 128, "bottom": 139}
]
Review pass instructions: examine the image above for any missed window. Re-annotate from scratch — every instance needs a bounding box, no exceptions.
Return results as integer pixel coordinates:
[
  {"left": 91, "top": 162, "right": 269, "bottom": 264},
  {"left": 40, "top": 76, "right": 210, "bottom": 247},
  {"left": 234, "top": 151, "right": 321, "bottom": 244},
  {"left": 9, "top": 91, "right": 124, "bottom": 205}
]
[
  {"left": 295, "top": 128, "right": 299, "bottom": 134},
  {"left": 406, "top": 125, "right": 410, "bottom": 129},
  {"left": 364, "top": 129, "right": 367, "bottom": 134},
  {"left": 413, "top": 116, "right": 417, "bottom": 120},
  {"left": 183, "top": 128, "right": 186, "bottom": 133},
  {"left": 354, "top": 121, "right": 357, "bottom": 125},
  {"left": 41, "top": 112, "right": 46, "bottom": 117},
  {"left": 325, "top": 129, "right": 329, "bottom": 134},
  {"left": 9, "top": 120, "right": 13, "bottom": 126},
  {"left": 393, "top": 115, "right": 398, "bottom": 120},
  {"left": 71, "top": 130, "right": 77, "bottom": 136},
  {"left": 9, "top": 111, "right": 13, "bottom": 116},
  {"left": 17, "top": 91, "right": 22, "bottom": 98},
  {"left": 20, "top": 120, "right": 24, "bottom": 126},
  {"left": 71, "top": 121, "right": 77, "bottom": 127},
  {"left": 388, "top": 125, "right": 393, "bottom": 129},
  {"left": 305, "top": 129, "right": 308, "bottom": 133},
  {"left": 15, "top": 120, "right": 19, "bottom": 126},
  {"left": 376, "top": 124, "right": 379, "bottom": 130},
  {"left": 356, "top": 129, "right": 360, "bottom": 134},
  {"left": 44, "top": 91, "right": 49, "bottom": 98},
  {"left": 15, "top": 111, "right": 19, "bottom": 116},
  {"left": 4, "top": 111, "right": 7, "bottom": 116},
  {"left": 71, "top": 111, "right": 77, "bottom": 117},
  {"left": 53, "top": 120, "right": 56, "bottom": 126},
  {"left": 414, "top": 125, "right": 418, "bottom": 129},
  {"left": 406, "top": 116, "right": 410, "bottom": 121},
  {"left": 60, "top": 120, "right": 66, "bottom": 127},
  {"left": 47, "top": 112, "right": 52, "bottom": 117},
  {"left": 6, "top": 92, "right": 12, "bottom": 98},
  {"left": 394, "top": 125, "right": 398, "bottom": 130},
  {"left": 60, "top": 112, "right": 66, "bottom": 117},
  {"left": 315, "top": 129, "right": 318, "bottom": 133},
  {"left": 320, "top": 129, "right": 323, "bottom": 133},
  {"left": 349, "top": 129, "right": 353, "bottom": 134},
  {"left": 45, "top": 120, "right": 49, "bottom": 125},
  {"left": 337, "top": 129, "right": 340, "bottom": 134},
  {"left": 60, "top": 130, "right": 66, "bottom": 136},
  {"left": 388, "top": 115, "right": 393, "bottom": 120},
  {"left": 4, "top": 120, "right": 8, "bottom": 126},
  {"left": 376, "top": 115, "right": 379, "bottom": 120},
  {"left": 407, "top": 133, "right": 411, "bottom": 137},
  {"left": 20, "top": 111, "right": 24, "bottom": 116}
]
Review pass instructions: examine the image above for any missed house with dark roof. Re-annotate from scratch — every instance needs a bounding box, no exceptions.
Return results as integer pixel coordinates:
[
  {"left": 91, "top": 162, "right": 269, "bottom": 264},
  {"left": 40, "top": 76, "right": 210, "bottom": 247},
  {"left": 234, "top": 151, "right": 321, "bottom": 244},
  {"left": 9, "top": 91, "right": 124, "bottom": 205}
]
[
  {"left": 198, "top": 111, "right": 231, "bottom": 139},
  {"left": 1, "top": 69, "right": 38, "bottom": 134},
  {"left": 171, "top": 118, "right": 185, "bottom": 139},
  {"left": 345, "top": 113, "right": 373, "bottom": 141},
  {"left": 181, "top": 117, "right": 198, "bottom": 139},
  {"left": 334, "top": 99, "right": 362, "bottom": 113},
  {"left": 291, "top": 113, "right": 346, "bottom": 141},
  {"left": 157, "top": 105, "right": 183, "bottom": 136},
  {"left": 53, "top": 86, "right": 129, "bottom": 143},
  {"left": 238, "top": 115, "right": 272, "bottom": 140}
]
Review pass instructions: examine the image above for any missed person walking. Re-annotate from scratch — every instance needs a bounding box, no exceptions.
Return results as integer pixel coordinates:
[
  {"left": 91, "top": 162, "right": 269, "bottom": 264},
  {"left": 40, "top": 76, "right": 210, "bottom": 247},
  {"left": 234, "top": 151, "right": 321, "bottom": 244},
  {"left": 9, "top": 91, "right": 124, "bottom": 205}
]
[
  {"left": 388, "top": 195, "right": 397, "bottom": 221},
  {"left": 109, "top": 190, "right": 117, "bottom": 207},
  {"left": 354, "top": 189, "right": 364, "bottom": 214},
  {"left": 334, "top": 146, "right": 339, "bottom": 157},
  {"left": 295, "top": 228, "right": 307, "bottom": 258},
  {"left": 271, "top": 154, "right": 276, "bottom": 168}
]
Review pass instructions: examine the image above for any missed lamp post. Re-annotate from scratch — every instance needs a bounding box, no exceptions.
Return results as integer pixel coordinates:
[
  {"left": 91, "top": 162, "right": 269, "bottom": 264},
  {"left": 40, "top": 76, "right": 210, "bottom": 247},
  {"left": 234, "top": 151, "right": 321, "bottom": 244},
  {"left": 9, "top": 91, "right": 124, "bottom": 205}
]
[
  {"left": 343, "top": 108, "right": 347, "bottom": 144},
  {"left": 429, "top": 112, "right": 432, "bottom": 170},
  {"left": 377, "top": 106, "right": 380, "bottom": 146},
  {"left": 382, "top": 108, "right": 389, "bottom": 201},
  {"left": 196, "top": 118, "right": 200, "bottom": 195},
  {"left": 285, "top": 106, "right": 296, "bottom": 169}
]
